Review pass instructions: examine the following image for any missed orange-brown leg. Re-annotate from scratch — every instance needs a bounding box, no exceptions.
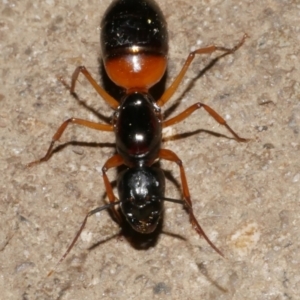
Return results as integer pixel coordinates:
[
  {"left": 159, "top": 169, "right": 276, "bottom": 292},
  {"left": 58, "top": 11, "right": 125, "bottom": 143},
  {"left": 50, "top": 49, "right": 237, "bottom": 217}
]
[
  {"left": 27, "top": 118, "right": 113, "bottom": 167},
  {"left": 163, "top": 102, "right": 248, "bottom": 142},
  {"left": 156, "top": 34, "right": 248, "bottom": 107},
  {"left": 47, "top": 154, "right": 124, "bottom": 277},
  {"left": 102, "top": 154, "right": 125, "bottom": 223},
  {"left": 159, "top": 148, "right": 223, "bottom": 256},
  {"left": 70, "top": 66, "right": 119, "bottom": 109}
]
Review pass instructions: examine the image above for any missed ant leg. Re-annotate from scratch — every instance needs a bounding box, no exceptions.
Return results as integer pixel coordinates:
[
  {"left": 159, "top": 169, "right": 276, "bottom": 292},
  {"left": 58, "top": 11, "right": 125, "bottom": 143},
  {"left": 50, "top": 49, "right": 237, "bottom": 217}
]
[
  {"left": 163, "top": 102, "right": 248, "bottom": 142},
  {"left": 102, "top": 154, "right": 125, "bottom": 224},
  {"left": 159, "top": 148, "right": 223, "bottom": 256},
  {"left": 27, "top": 118, "right": 113, "bottom": 167},
  {"left": 157, "top": 34, "right": 248, "bottom": 107},
  {"left": 70, "top": 66, "right": 119, "bottom": 109}
]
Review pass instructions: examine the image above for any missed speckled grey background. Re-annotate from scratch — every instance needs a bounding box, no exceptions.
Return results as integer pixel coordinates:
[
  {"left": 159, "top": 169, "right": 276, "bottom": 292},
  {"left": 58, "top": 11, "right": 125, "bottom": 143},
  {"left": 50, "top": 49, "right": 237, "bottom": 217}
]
[{"left": 1, "top": 0, "right": 299, "bottom": 299}]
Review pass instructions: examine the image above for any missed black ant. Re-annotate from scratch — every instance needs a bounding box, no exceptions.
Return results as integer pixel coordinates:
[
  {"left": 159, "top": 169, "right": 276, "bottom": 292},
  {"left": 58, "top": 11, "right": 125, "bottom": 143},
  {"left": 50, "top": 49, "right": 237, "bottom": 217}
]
[{"left": 28, "top": 0, "right": 248, "bottom": 273}]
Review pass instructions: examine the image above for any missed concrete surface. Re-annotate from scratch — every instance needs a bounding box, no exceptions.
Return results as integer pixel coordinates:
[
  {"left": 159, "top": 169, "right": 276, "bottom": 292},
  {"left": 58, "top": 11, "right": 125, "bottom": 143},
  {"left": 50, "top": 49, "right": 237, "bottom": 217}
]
[{"left": 1, "top": 0, "right": 300, "bottom": 299}]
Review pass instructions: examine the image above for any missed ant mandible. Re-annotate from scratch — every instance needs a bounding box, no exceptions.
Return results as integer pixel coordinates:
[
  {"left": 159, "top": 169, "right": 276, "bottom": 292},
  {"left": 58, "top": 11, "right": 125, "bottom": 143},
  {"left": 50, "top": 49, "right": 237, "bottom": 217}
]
[{"left": 28, "top": 0, "right": 248, "bottom": 270}]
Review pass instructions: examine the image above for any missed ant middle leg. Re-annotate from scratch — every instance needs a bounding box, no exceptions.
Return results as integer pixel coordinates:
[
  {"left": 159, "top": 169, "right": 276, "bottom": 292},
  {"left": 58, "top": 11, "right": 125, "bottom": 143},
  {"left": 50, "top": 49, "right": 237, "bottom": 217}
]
[
  {"left": 158, "top": 148, "right": 223, "bottom": 256},
  {"left": 27, "top": 118, "right": 113, "bottom": 167},
  {"left": 156, "top": 34, "right": 248, "bottom": 107},
  {"left": 163, "top": 102, "right": 248, "bottom": 142}
]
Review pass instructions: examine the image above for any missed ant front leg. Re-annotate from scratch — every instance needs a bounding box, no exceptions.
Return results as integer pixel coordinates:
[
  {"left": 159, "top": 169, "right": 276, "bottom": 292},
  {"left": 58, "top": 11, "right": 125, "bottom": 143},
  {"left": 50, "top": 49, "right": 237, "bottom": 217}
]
[
  {"left": 163, "top": 102, "right": 248, "bottom": 142},
  {"left": 159, "top": 149, "right": 223, "bottom": 256},
  {"left": 102, "top": 154, "right": 125, "bottom": 224},
  {"left": 157, "top": 34, "right": 248, "bottom": 107},
  {"left": 27, "top": 119, "right": 113, "bottom": 167}
]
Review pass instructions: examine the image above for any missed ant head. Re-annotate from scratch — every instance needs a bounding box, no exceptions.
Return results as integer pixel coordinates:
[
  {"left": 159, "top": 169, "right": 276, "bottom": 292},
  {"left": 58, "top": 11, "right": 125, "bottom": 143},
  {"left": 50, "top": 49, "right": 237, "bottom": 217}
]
[{"left": 117, "top": 166, "right": 165, "bottom": 234}]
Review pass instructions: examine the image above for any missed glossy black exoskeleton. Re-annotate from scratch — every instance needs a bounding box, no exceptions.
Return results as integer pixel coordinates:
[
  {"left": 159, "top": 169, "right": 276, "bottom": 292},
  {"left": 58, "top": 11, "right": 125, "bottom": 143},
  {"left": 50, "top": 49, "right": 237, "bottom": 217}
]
[
  {"left": 28, "top": 0, "right": 248, "bottom": 273},
  {"left": 101, "top": 0, "right": 168, "bottom": 59},
  {"left": 118, "top": 166, "right": 165, "bottom": 233},
  {"left": 115, "top": 93, "right": 162, "bottom": 167}
]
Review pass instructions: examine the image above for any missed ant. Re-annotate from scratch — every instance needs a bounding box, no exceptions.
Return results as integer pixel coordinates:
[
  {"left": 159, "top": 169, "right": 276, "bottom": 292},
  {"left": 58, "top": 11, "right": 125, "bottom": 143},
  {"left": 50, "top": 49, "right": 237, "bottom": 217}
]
[{"left": 28, "top": 0, "right": 248, "bottom": 272}]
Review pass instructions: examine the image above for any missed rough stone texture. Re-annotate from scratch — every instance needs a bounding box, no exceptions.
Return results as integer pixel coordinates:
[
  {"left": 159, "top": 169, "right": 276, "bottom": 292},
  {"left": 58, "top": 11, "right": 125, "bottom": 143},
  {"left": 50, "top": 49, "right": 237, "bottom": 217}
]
[{"left": 1, "top": 0, "right": 299, "bottom": 299}]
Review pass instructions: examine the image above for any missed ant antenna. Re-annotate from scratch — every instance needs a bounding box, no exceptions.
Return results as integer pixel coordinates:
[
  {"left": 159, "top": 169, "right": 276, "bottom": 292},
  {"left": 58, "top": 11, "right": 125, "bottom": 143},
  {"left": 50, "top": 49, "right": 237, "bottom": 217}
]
[
  {"left": 47, "top": 196, "right": 223, "bottom": 277},
  {"left": 47, "top": 201, "right": 121, "bottom": 277}
]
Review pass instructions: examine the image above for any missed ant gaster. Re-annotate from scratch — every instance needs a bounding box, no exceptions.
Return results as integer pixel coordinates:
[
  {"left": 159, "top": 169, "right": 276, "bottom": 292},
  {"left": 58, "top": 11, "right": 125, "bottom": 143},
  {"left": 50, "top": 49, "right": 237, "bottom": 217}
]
[{"left": 28, "top": 0, "right": 248, "bottom": 271}]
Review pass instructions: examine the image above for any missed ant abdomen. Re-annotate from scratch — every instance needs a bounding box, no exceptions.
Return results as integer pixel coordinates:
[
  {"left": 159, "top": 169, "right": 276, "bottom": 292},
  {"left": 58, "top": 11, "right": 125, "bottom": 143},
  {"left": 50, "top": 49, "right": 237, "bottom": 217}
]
[{"left": 101, "top": 0, "right": 168, "bottom": 90}]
